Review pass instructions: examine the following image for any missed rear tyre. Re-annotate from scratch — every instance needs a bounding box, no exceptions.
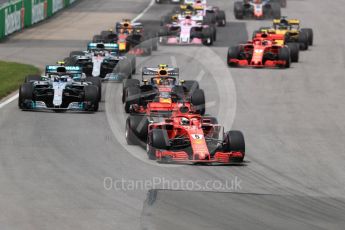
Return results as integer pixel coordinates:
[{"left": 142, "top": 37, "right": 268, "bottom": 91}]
[
  {"left": 100, "top": 30, "right": 112, "bottom": 40},
  {"left": 160, "top": 16, "right": 170, "bottom": 26},
  {"left": 202, "top": 28, "right": 213, "bottom": 46},
  {"left": 298, "top": 31, "right": 309, "bottom": 50},
  {"left": 286, "top": 43, "right": 299, "bottom": 63},
  {"left": 278, "top": 47, "right": 291, "bottom": 68},
  {"left": 171, "top": 85, "right": 185, "bottom": 101},
  {"left": 124, "top": 86, "right": 141, "bottom": 113},
  {"left": 191, "top": 89, "right": 206, "bottom": 115},
  {"left": 122, "top": 79, "right": 140, "bottom": 103},
  {"left": 183, "top": 80, "right": 199, "bottom": 94},
  {"left": 203, "top": 116, "right": 218, "bottom": 124},
  {"left": 234, "top": 2, "right": 244, "bottom": 19},
  {"left": 301, "top": 28, "right": 313, "bottom": 46},
  {"left": 271, "top": 3, "right": 281, "bottom": 19},
  {"left": 216, "top": 11, "right": 226, "bottom": 27},
  {"left": 92, "top": 35, "right": 103, "bottom": 43}
]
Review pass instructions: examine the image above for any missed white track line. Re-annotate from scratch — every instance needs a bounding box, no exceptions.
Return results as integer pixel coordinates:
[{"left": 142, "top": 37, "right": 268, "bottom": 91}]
[
  {"left": 0, "top": 93, "right": 18, "bottom": 109},
  {"left": 0, "top": 0, "right": 155, "bottom": 109},
  {"left": 132, "top": 0, "right": 155, "bottom": 23}
]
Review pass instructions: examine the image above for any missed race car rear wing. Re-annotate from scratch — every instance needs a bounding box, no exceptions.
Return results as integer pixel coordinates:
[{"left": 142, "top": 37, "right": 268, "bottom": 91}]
[
  {"left": 45, "top": 65, "right": 83, "bottom": 74},
  {"left": 87, "top": 43, "right": 119, "bottom": 52},
  {"left": 142, "top": 67, "right": 179, "bottom": 81},
  {"left": 273, "top": 18, "right": 300, "bottom": 25}
]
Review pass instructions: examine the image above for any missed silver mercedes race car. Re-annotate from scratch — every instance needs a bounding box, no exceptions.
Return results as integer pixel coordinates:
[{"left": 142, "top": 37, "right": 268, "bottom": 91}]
[
  {"left": 18, "top": 65, "right": 101, "bottom": 112},
  {"left": 68, "top": 43, "right": 136, "bottom": 80}
]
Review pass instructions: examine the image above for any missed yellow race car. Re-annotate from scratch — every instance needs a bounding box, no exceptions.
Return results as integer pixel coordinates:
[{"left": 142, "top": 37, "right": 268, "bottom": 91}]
[{"left": 254, "top": 17, "right": 313, "bottom": 50}]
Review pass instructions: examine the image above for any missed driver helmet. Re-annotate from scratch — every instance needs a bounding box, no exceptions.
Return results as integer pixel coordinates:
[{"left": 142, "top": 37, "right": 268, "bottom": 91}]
[
  {"left": 154, "top": 78, "right": 162, "bottom": 85},
  {"left": 181, "top": 117, "right": 189, "bottom": 125}
]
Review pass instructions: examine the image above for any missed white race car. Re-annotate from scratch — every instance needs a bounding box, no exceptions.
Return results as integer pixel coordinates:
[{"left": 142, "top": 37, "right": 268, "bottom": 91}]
[
  {"left": 18, "top": 66, "right": 101, "bottom": 112},
  {"left": 158, "top": 15, "right": 214, "bottom": 46}
]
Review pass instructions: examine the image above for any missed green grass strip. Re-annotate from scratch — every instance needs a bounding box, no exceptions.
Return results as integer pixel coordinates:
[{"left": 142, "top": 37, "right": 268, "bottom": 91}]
[{"left": 0, "top": 61, "right": 40, "bottom": 99}]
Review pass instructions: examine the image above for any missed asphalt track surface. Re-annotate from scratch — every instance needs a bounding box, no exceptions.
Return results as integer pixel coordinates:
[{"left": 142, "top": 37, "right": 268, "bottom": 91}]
[{"left": 1, "top": 0, "right": 345, "bottom": 229}]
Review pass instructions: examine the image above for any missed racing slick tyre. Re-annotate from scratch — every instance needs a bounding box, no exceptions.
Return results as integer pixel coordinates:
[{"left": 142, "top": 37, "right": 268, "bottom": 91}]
[
  {"left": 140, "top": 41, "right": 152, "bottom": 56},
  {"left": 146, "top": 142, "right": 156, "bottom": 160},
  {"left": 272, "top": 0, "right": 286, "bottom": 8},
  {"left": 227, "top": 46, "right": 241, "bottom": 67},
  {"left": 146, "top": 33, "right": 158, "bottom": 51},
  {"left": 270, "top": 3, "right": 281, "bottom": 19},
  {"left": 18, "top": 83, "right": 34, "bottom": 109},
  {"left": 203, "top": 116, "right": 218, "bottom": 124},
  {"left": 223, "top": 131, "right": 245, "bottom": 158},
  {"left": 301, "top": 28, "right": 313, "bottom": 46},
  {"left": 114, "top": 59, "right": 132, "bottom": 80},
  {"left": 126, "top": 115, "right": 149, "bottom": 145},
  {"left": 69, "top": 51, "right": 85, "bottom": 57},
  {"left": 101, "top": 30, "right": 112, "bottom": 39},
  {"left": 203, "top": 13, "right": 215, "bottom": 25},
  {"left": 84, "top": 85, "right": 99, "bottom": 112},
  {"left": 216, "top": 11, "right": 226, "bottom": 27},
  {"left": 160, "top": 16, "right": 171, "bottom": 26},
  {"left": 92, "top": 35, "right": 103, "bottom": 43},
  {"left": 278, "top": 47, "right": 291, "bottom": 68},
  {"left": 234, "top": 2, "right": 244, "bottom": 19},
  {"left": 298, "top": 31, "right": 309, "bottom": 50},
  {"left": 191, "top": 89, "right": 206, "bottom": 115},
  {"left": 125, "top": 117, "right": 137, "bottom": 145},
  {"left": 210, "top": 25, "right": 217, "bottom": 41},
  {"left": 86, "top": 77, "right": 102, "bottom": 101},
  {"left": 122, "top": 79, "right": 140, "bottom": 103},
  {"left": 124, "top": 86, "right": 141, "bottom": 113},
  {"left": 158, "top": 28, "right": 169, "bottom": 44},
  {"left": 202, "top": 28, "right": 213, "bottom": 46},
  {"left": 171, "top": 85, "right": 185, "bottom": 101},
  {"left": 25, "top": 75, "right": 41, "bottom": 83},
  {"left": 126, "top": 54, "right": 136, "bottom": 74},
  {"left": 183, "top": 80, "right": 199, "bottom": 94},
  {"left": 286, "top": 43, "right": 300, "bottom": 63},
  {"left": 150, "top": 129, "right": 170, "bottom": 150}
]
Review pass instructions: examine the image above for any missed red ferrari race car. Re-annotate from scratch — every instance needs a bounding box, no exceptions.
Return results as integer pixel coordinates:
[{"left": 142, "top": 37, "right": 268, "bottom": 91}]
[
  {"left": 122, "top": 64, "right": 205, "bottom": 114},
  {"left": 126, "top": 106, "right": 245, "bottom": 164},
  {"left": 227, "top": 34, "right": 292, "bottom": 68},
  {"left": 252, "top": 31, "right": 299, "bottom": 62}
]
